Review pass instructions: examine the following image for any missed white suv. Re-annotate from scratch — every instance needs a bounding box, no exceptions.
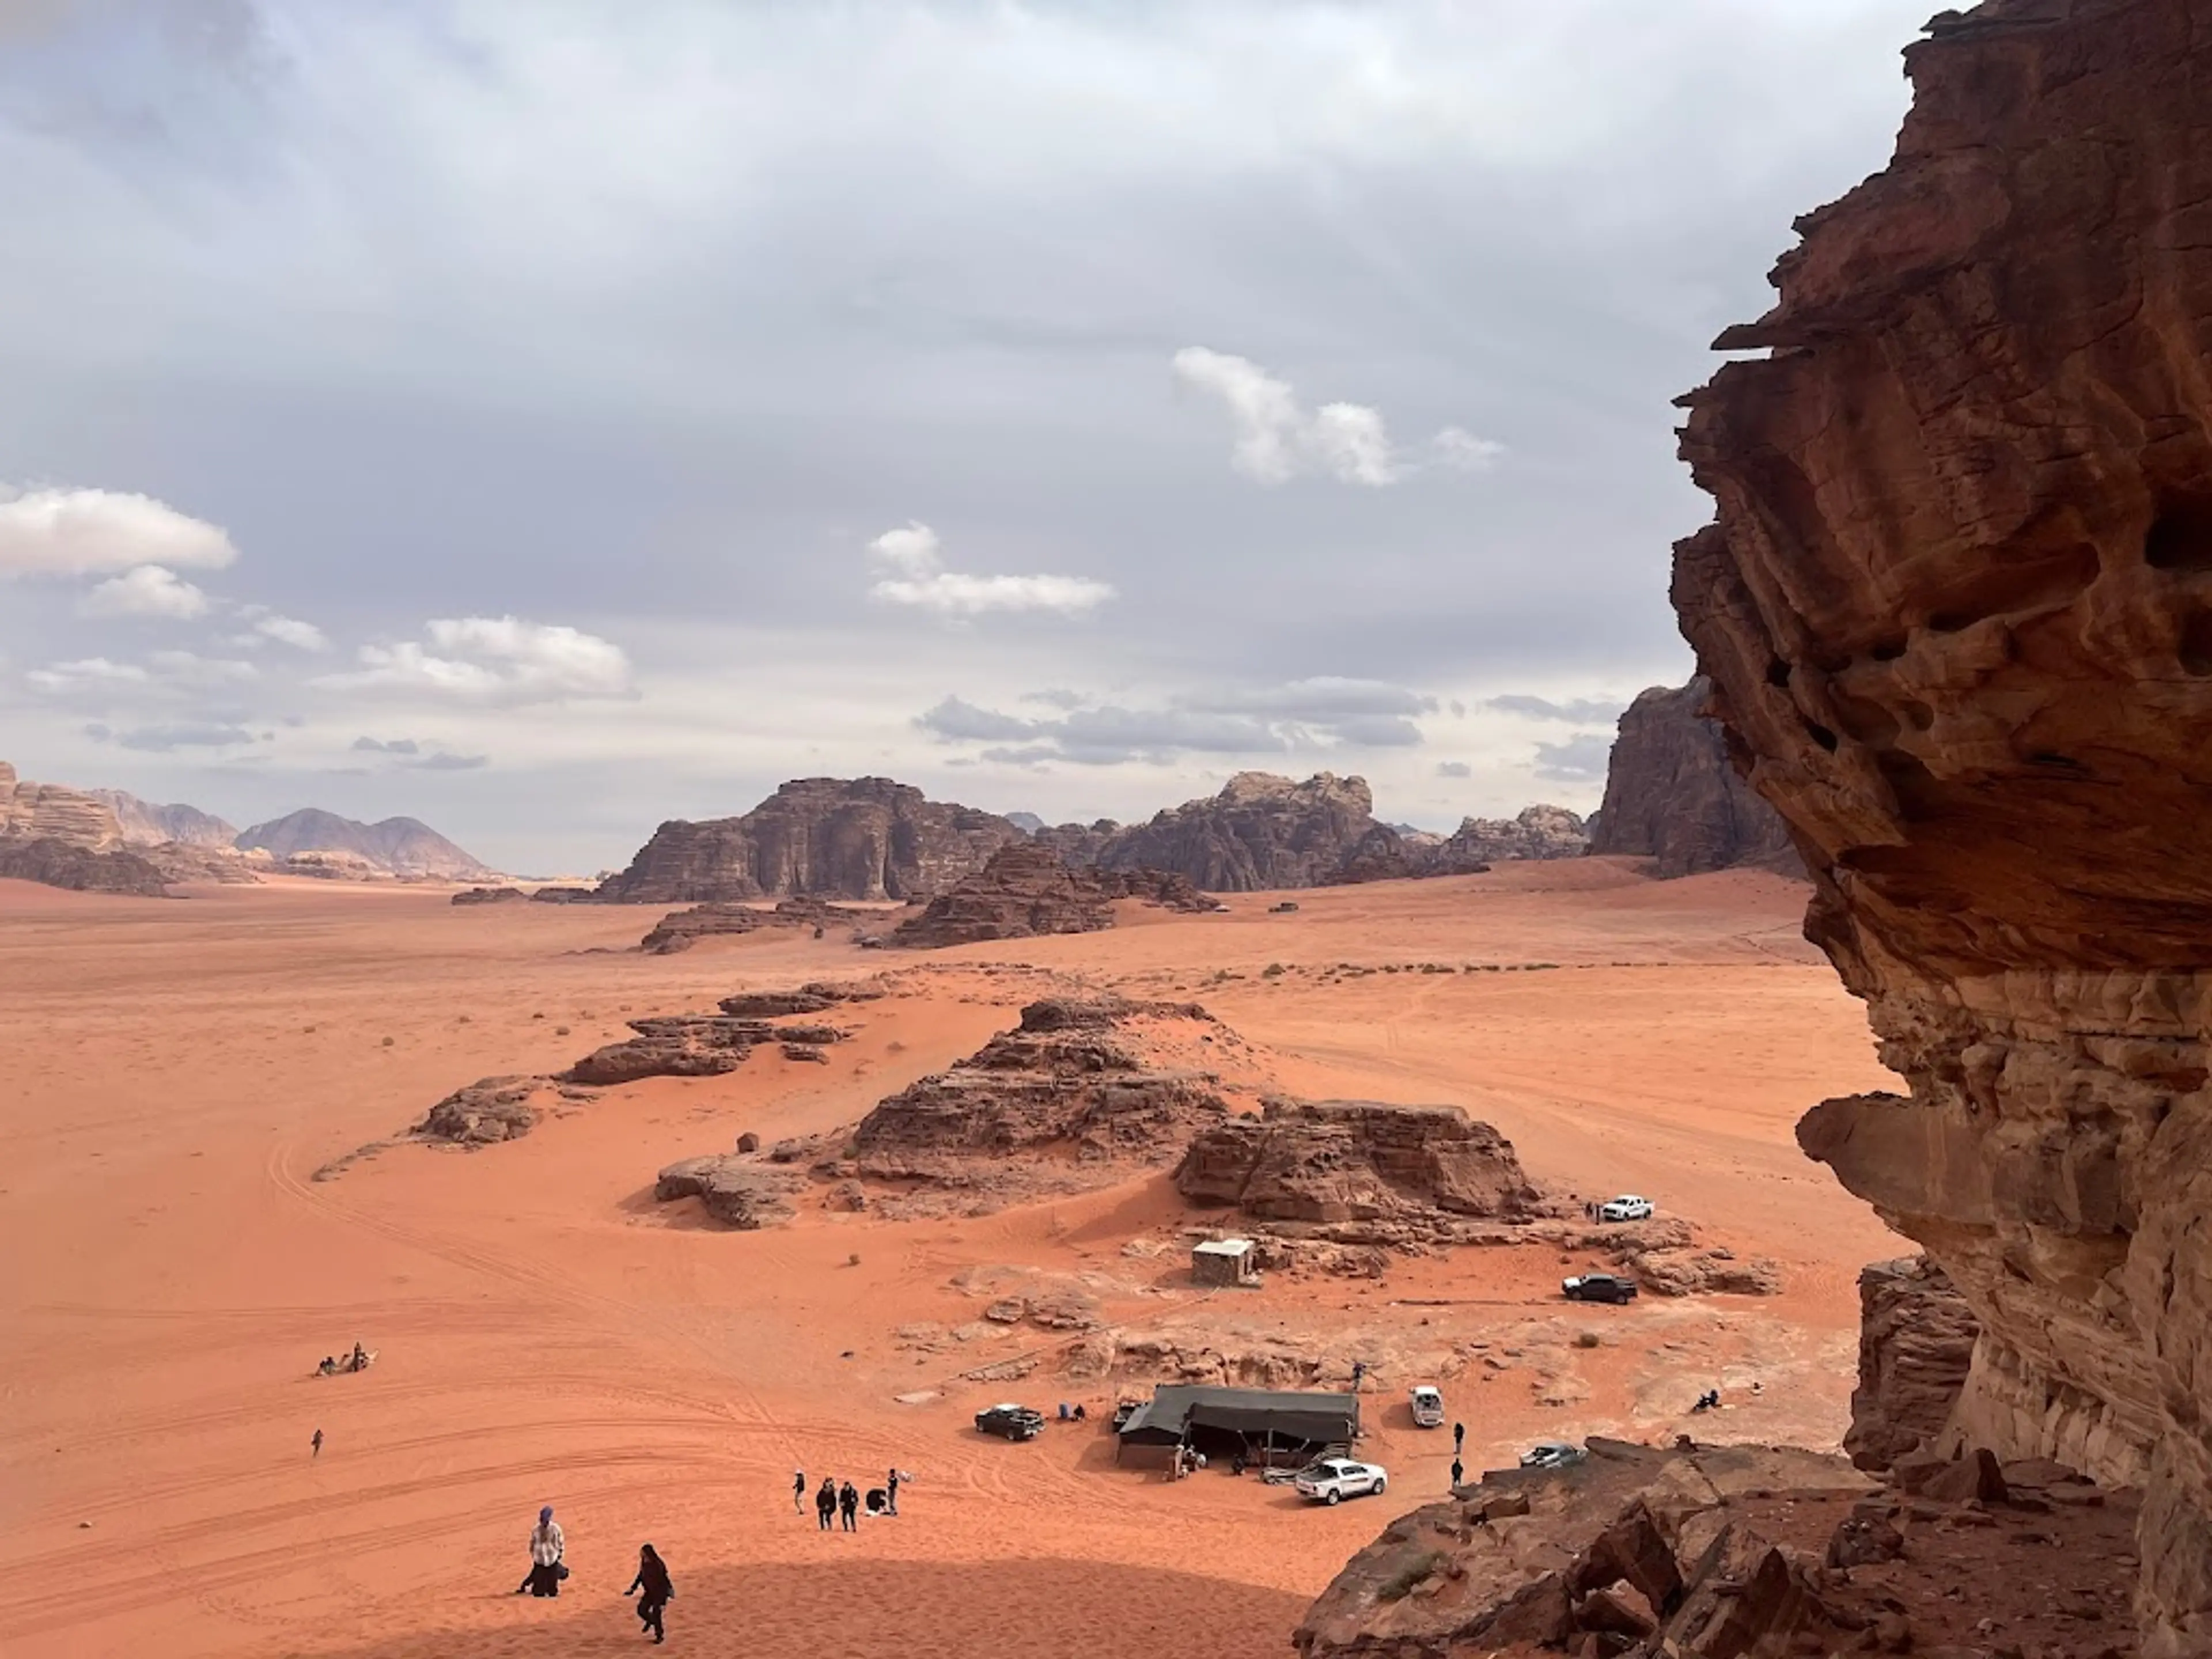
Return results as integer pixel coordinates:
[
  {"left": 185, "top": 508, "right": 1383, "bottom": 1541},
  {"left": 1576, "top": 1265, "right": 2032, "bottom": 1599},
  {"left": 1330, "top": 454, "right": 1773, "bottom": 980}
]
[
  {"left": 1599, "top": 1195, "right": 1654, "bottom": 1222},
  {"left": 1294, "top": 1458, "right": 1388, "bottom": 1505}
]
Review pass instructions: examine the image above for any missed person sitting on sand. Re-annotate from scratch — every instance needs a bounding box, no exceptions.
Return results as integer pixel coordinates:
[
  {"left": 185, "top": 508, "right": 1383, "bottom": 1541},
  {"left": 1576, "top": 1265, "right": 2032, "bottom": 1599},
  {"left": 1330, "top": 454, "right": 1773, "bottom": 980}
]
[
  {"left": 519, "top": 1506, "right": 563, "bottom": 1597},
  {"left": 318, "top": 1357, "right": 337, "bottom": 1376},
  {"left": 349, "top": 1342, "right": 368, "bottom": 1373},
  {"left": 626, "top": 1543, "right": 673, "bottom": 1644}
]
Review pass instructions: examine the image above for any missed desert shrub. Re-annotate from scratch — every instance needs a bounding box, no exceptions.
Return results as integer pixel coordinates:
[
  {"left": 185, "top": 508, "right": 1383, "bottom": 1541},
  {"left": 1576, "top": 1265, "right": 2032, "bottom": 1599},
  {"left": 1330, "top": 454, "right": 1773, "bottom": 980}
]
[
  {"left": 380, "top": 1036, "right": 394, "bottom": 1047},
  {"left": 1263, "top": 963, "right": 1286, "bottom": 978},
  {"left": 1574, "top": 1331, "right": 1602, "bottom": 1350}
]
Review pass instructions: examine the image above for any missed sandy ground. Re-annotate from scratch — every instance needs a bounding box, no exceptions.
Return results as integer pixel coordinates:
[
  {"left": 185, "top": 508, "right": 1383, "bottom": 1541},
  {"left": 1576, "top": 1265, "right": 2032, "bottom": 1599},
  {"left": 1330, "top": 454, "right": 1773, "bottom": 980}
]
[{"left": 0, "top": 861, "right": 1902, "bottom": 1658}]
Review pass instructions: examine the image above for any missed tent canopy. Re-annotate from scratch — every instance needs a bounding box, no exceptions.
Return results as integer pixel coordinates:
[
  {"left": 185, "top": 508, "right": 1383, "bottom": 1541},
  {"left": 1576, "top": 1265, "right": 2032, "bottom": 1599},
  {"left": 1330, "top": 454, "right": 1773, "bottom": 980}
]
[{"left": 1116, "top": 1385, "right": 1358, "bottom": 1448}]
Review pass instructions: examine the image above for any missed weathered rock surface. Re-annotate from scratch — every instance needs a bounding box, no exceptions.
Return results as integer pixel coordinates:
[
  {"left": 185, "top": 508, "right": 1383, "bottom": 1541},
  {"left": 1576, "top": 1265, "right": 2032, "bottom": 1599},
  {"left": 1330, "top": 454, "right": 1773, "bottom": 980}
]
[
  {"left": 451, "top": 885, "right": 527, "bottom": 906},
  {"left": 1433, "top": 804, "right": 1589, "bottom": 866},
  {"left": 638, "top": 895, "right": 872, "bottom": 953},
  {"left": 0, "top": 835, "right": 171, "bottom": 895},
  {"left": 527, "top": 885, "right": 595, "bottom": 904},
  {"left": 0, "top": 760, "right": 123, "bottom": 849},
  {"left": 1175, "top": 1099, "right": 1543, "bottom": 1224},
  {"left": 1586, "top": 680, "right": 1800, "bottom": 877},
  {"left": 846, "top": 997, "right": 1230, "bottom": 1205},
  {"left": 1043, "top": 772, "right": 1387, "bottom": 892},
  {"left": 1846, "top": 1255, "right": 1979, "bottom": 1472},
  {"left": 595, "top": 777, "right": 1021, "bottom": 904},
  {"left": 885, "top": 840, "right": 1213, "bottom": 948},
  {"left": 560, "top": 1016, "right": 782, "bottom": 1085},
  {"left": 414, "top": 1075, "right": 574, "bottom": 1144},
  {"left": 1673, "top": 3, "right": 2212, "bottom": 1643},
  {"left": 235, "top": 808, "right": 493, "bottom": 879},
  {"left": 652, "top": 1155, "right": 802, "bottom": 1228}
]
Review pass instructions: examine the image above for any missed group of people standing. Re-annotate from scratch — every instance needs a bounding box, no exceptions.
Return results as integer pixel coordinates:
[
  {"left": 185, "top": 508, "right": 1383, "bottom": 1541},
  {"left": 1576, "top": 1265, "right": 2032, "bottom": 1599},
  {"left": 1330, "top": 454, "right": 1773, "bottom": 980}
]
[
  {"left": 516, "top": 1508, "right": 674, "bottom": 1645},
  {"left": 797, "top": 1467, "right": 903, "bottom": 1529}
]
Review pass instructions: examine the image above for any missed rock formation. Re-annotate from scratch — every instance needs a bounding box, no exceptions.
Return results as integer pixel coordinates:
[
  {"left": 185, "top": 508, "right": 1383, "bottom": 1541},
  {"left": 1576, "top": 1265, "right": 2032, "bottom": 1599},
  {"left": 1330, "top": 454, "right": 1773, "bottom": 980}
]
[
  {"left": 451, "top": 885, "right": 527, "bottom": 906},
  {"left": 0, "top": 760, "right": 123, "bottom": 849},
  {"left": 1671, "top": 2, "right": 2212, "bottom": 1643},
  {"left": 414, "top": 1076, "right": 579, "bottom": 1144},
  {"left": 88, "top": 790, "right": 237, "bottom": 849},
  {"left": 561, "top": 1013, "right": 843, "bottom": 1086},
  {"left": 1433, "top": 804, "right": 1589, "bottom": 866},
  {"left": 637, "top": 895, "right": 871, "bottom": 953},
  {"left": 1175, "top": 1100, "right": 1543, "bottom": 1224},
  {"left": 1041, "top": 772, "right": 1386, "bottom": 892},
  {"left": 1586, "top": 680, "right": 1800, "bottom": 878},
  {"left": 885, "top": 841, "right": 1214, "bottom": 949},
  {"left": 593, "top": 777, "right": 1022, "bottom": 905},
  {"left": 1846, "top": 1255, "right": 1979, "bottom": 1473},
  {"left": 1298, "top": 1436, "right": 2138, "bottom": 1659},
  {"left": 236, "top": 808, "right": 494, "bottom": 880},
  {"left": 0, "top": 835, "right": 171, "bottom": 896},
  {"left": 844, "top": 997, "right": 1230, "bottom": 1205},
  {"left": 652, "top": 1156, "right": 802, "bottom": 1228}
]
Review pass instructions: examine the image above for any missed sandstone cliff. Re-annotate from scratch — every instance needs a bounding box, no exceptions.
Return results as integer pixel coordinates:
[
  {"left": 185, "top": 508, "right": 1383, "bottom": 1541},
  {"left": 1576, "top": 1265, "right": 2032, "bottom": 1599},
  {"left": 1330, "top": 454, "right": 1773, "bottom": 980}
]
[
  {"left": 1435, "top": 804, "right": 1588, "bottom": 866},
  {"left": 1673, "top": 1, "right": 2212, "bottom": 1643},
  {"left": 0, "top": 762, "right": 171, "bottom": 895},
  {"left": 0, "top": 760, "right": 123, "bottom": 850},
  {"left": 1076, "top": 772, "right": 1384, "bottom": 892},
  {"left": 1846, "top": 1255, "right": 1979, "bottom": 1474},
  {"left": 1586, "top": 680, "right": 1799, "bottom": 878},
  {"left": 594, "top": 777, "right": 1021, "bottom": 904},
  {"left": 1175, "top": 1099, "right": 1542, "bottom": 1225}
]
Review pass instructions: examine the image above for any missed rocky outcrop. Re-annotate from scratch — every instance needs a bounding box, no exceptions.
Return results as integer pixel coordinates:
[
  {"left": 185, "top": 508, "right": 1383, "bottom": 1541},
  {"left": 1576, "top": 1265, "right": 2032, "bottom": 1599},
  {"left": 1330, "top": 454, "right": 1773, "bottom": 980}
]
[
  {"left": 1053, "top": 772, "right": 1385, "bottom": 892},
  {"left": 1846, "top": 1255, "right": 1979, "bottom": 1473},
  {"left": 0, "top": 835, "right": 171, "bottom": 896},
  {"left": 1175, "top": 1100, "right": 1542, "bottom": 1224},
  {"left": 1586, "top": 680, "right": 1800, "bottom": 877},
  {"left": 236, "top": 808, "right": 493, "bottom": 879},
  {"left": 559, "top": 1013, "right": 830, "bottom": 1086},
  {"left": 1672, "top": 3, "right": 2212, "bottom": 1644},
  {"left": 638, "top": 895, "right": 872, "bottom": 953},
  {"left": 414, "top": 1076, "right": 578, "bottom": 1143},
  {"left": 88, "top": 790, "right": 237, "bottom": 849},
  {"left": 885, "top": 841, "right": 1214, "bottom": 949},
  {"left": 652, "top": 1156, "right": 802, "bottom": 1228},
  {"left": 451, "top": 885, "right": 527, "bottom": 906},
  {"left": 594, "top": 777, "right": 1021, "bottom": 904},
  {"left": 1432, "top": 804, "right": 1588, "bottom": 866},
  {"left": 846, "top": 997, "right": 1230, "bottom": 1206},
  {"left": 0, "top": 760, "right": 123, "bottom": 850},
  {"left": 1299, "top": 1436, "right": 2139, "bottom": 1659}
]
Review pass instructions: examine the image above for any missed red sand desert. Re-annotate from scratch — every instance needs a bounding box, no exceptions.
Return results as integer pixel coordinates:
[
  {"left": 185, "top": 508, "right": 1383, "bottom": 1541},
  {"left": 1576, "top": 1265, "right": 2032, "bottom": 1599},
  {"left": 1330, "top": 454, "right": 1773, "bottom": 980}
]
[{"left": 0, "top": 861, "right": 1899, "bottom": 1657}]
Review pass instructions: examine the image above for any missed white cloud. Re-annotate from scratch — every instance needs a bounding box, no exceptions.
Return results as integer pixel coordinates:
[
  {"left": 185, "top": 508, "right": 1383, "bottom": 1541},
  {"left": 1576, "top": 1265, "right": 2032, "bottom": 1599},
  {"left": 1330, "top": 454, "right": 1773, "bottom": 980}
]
[
  {"left": 249, "top": 612, "right": 330, "bottom": 652},
  {"left": 25, "top": 657, "right": 151, "bottom": 694},
  {"left": 0, "top": 487, "right": 239, "bottom": 576},
  {"left": 866, "top": 522, "right": 1113, "bottom": 618},
  {"left": 79, "top": 563, "right": 210, "bottom": 619},
  {"left": 148, "top": 649, "right": 259, "bottom": 690},
  {"left": 1172, "top": 348, "right": 1503, "bottom": 486},
  {"left": 324, "top": 615, "right": 633, "bottom": 701}
]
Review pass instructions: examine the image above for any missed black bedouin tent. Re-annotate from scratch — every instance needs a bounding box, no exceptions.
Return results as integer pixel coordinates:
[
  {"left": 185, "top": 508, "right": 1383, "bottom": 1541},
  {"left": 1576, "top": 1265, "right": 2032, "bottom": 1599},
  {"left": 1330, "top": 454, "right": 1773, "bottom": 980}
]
[{"left": 1114, "top": 1385, "right": 1359, "bottom": 1467}]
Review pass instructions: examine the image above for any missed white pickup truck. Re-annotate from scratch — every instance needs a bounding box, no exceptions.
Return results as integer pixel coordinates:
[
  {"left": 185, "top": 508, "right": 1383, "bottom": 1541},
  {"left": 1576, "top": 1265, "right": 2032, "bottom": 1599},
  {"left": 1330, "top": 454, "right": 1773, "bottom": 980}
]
[
  {"left": 1294, "top": 1458, "right": 1389, "bottom": 1505},
  {"left": 1409, "top": 1385, "right": 1445, "bottom": 1428}
]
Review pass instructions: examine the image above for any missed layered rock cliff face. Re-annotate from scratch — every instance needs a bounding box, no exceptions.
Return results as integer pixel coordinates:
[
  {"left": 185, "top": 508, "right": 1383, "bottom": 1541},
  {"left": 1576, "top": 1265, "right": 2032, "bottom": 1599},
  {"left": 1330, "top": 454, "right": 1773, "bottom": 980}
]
[
  {"left": 1673, "top": 2, "right": 2212, "bottom": 1644},
  {"left": 1588, "top": 680, "right": 1799, "bottom": 878},
  {"left": 596, "top": 777, "right": 1021, "bottom": 904},
  {"left": 0, "top": 762, "right": 170, "bottom": 894},
  {"left": 0, "top": 760, "right": 123, "bottom": 849},
  {"left": 1437, "top": 804, "right": 1589, "bottom": 865},
  {"left": 885, "top": 840, "right": 1211, "bottom": 949},
  {"left": 1845, "top": 1255, "right": 1979, "bottom": 1473},
  {"left": 1052, "top": 771, "right": 1384, "bottom": 892}
]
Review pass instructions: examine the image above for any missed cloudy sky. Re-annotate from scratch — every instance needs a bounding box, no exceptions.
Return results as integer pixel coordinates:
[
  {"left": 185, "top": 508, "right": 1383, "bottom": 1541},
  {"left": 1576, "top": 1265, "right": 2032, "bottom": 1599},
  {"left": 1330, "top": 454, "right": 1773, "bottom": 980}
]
[{"left": 0, "top": 0, "right": 1934, "bottom": 873}]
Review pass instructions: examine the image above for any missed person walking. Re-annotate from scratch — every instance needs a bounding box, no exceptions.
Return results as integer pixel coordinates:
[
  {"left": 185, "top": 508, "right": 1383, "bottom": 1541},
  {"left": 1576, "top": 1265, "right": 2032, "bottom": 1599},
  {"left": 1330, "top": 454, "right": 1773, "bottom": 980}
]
[
  {"left": 886, "top": 1468, "right": 900, "bottom": 1517},
  {"left": 519, "top": 1506, "right": 564, "bottom": 1597},
  {"left": 1450, "top": 1457, "right": 1464, "bottom": 1490},
  {"left": 1452, "top": 1422, "right": 1465, "bottom": 1453},
  {"left": 310, "top": 1428, "right": 323, "bottom": 1459},
  {"left": 793, "top": 1469, "right": 806, "bottom": 1513},
  {"left": 838, "top": 1479, "right": 859, "bottom": 1532},
  {"left": 815, "top": 1477, "right": 837, "bottom": 1532},
  {"left": 627, "top": 1543, "right": 673, "bottom": 1645}
]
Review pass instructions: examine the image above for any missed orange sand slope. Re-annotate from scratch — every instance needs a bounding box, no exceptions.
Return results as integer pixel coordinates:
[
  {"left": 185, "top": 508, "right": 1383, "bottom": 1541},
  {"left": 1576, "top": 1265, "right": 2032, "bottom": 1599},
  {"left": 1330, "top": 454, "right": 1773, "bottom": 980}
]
[{"left": 0, "top": 862, "right": 1899, "bottom": 1657}]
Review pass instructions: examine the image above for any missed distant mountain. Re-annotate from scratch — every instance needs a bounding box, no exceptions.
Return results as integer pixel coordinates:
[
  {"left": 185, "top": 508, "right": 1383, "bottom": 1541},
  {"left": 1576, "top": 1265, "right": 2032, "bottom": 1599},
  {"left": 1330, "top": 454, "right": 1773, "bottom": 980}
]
[
  {"left": 1003, "top": 811, "right": 1048, "bottom": 835},
  {"left": 89, "top": 790, "right": 238, "bottom": 849},
  {"left": 235, "top": 808, "right": 495, "bottom": 880}
]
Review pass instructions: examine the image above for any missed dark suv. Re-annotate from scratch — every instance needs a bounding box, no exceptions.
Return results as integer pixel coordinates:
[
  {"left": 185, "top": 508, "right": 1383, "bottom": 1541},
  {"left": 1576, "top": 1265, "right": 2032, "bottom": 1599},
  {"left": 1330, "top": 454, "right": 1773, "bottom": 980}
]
[
  {"left": 975, "top": 1403, "right": 1046, "bottom": 1441},
  {"left": 1562, "top": 1273, "right": 1639, "bottom": 1304}
]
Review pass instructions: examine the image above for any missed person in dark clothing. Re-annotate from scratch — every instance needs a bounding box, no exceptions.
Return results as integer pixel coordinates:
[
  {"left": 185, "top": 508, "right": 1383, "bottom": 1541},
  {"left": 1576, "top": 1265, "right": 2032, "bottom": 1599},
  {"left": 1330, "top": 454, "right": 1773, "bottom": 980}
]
[
  {"left": 838, "top": 1480, "right": 859, "bottom": 1531},
  {"left": 816, "top": 1477, "right": 837, "bottom": 1531},
  {"left": 886, "top": 1468, "right": 900, "bottom": 1516},
  {"left": 1450, "top": 1457, "right": 1464, "bottom": 1488},
  {"left": 793, "top": 1469, "right": 806, "bottom": 1513},
  {"left": 310, "top": 1428, "right": 323, "bottom": 1459},
  {"left": 627, "top": 1543, "right": 673, "bottom": 1644},
  {"left": 1452, "top": 1422, "right": 1465, "bottom": 1452}
]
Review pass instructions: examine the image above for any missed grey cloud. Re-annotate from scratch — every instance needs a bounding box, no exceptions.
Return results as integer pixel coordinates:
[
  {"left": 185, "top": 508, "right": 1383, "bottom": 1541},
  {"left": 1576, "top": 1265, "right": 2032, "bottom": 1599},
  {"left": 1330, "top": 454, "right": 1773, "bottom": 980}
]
[
  {"left": 916, "top": 696, "right": 1043, "bottom": 743},
  {"left": 108, "top": 721, "right": 257, "bottom": 751},
  {"left": 1435, "top": 759, "right": 1472, "bottom": 778},
  {"left": 1533, "top": 733, "right": 1612, "bottom": 782},
  {"left": 1488, "top": 695, "right": 1627, "bottom": 725},
  {"left": 352, "top": 735, "right": 420, "bottom": 754},
  {"left": 1021, "top": 688, "right": 1086, "bottom": 710},
  {"left": 1328, "top": 714, "right": 1425, "bottom": 747},
  {"left": 921, "top": 679, "right": 1433, "bottom": 765},
  {"left": 408, "top": 750, "right": 488, "bottom": 771}
]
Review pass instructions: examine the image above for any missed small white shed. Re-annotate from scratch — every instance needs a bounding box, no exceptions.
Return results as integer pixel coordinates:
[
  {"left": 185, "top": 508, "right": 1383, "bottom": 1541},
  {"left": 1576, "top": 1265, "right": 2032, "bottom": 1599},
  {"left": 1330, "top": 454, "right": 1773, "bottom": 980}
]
[{"left": 1192, "top": 1237, "right": 1259, "bottom": 1288}]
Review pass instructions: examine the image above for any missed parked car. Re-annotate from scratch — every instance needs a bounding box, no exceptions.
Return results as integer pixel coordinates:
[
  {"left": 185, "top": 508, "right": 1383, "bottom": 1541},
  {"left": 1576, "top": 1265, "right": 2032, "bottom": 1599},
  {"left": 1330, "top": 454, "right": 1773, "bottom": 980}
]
[
  {"left": 1599, "top": 1195, "right": 1655, "bottom": 1222},
  {"left": 1562, "top": 1272, "right": 1639, "bottom": 1304},
  {"left": 1408, "top": 1385, "right": 1445, "bottom": 1428},
  {"left": 974, "top": 1403, "right": 1046, "bottom": 1441},
  {"left": 1519, "top": 1440, "right": 1588, "bottom": 1471},
  {"left": 1294, "top": 1457, "right": 1389, "bottom": 1505}
]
